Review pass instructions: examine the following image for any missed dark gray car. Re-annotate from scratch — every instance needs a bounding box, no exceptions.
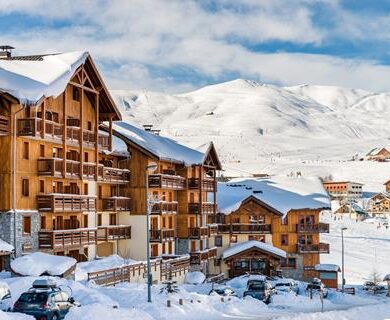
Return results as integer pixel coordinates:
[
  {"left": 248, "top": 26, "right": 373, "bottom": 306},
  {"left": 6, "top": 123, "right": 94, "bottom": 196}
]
[{"left": 243, "top": 279, "right": 274, "bottom": 304}]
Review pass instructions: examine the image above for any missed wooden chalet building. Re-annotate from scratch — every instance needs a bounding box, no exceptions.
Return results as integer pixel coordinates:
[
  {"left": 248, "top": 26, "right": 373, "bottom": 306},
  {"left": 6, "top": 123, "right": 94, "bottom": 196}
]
[
  {"left": 368, "top": 192, "right": 390, "bottom": 217},
  {"left": 0, "top": 50, "right": 132, "bottom": 260},
  {"left": 212, "top": 176, "right": 330, "bottom": 280},
  {"left": 107, "top": 122, "right": 222, "bottom": 272}
]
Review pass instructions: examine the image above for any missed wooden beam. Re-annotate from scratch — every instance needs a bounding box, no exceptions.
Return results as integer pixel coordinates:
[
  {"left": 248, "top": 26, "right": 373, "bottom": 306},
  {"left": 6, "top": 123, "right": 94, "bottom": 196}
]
[
  {"left": 69, "top": 81, "right": 99, "bottom": 94},
  {"left": 80, "top": 86, "right": 84, "bottom": 179},
  {"left": 41, "top": 100, "right": 46, "bottom": 139},
  {"left": 62, "top": 90, "right": 67, "bottom": 177},
  {"left": 95, "top": 92, "right": 99, "bottom": 182},
  {"left": 108, "top": 114, "right": 113, "bottom": 152}
]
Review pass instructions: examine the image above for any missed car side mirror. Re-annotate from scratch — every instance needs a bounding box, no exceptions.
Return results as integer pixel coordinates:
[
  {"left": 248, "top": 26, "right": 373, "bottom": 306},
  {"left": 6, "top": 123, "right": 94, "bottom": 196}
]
[{"left": 69, "top": 297, "right": 75, "bottom": 304}]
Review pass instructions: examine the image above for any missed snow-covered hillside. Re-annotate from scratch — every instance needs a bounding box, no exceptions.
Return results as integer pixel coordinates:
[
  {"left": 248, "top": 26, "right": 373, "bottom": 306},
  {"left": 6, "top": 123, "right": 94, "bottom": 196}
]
[{"left": 112, "top": 80, "right": 390, "bottom": 192}]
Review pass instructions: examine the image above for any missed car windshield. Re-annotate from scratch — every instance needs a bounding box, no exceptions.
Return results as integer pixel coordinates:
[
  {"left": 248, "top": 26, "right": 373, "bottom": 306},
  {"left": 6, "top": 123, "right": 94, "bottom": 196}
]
[
  {"left": 275, "top": 283, "right": 289, "bottom": 287},
  {"left": 248, "top": 283, "right": 265, "bottom": 290},
  {"left": 307, "top": 284, "right": 320, "bottom": 290},
  {"left": 18, "top": 292, "right": 48, "bottom": 303}
]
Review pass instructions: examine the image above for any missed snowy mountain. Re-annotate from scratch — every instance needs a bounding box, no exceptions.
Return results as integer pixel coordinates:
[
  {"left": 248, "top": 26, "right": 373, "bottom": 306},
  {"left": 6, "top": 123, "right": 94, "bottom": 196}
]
[{"left": 111, "top": 79, "right": 390, "bottom": 190}]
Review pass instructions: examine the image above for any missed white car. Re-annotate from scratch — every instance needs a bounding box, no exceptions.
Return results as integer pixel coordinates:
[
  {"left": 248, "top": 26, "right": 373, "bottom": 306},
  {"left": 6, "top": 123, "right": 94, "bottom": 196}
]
[
  {"left": 0, "top": 282, "right": 12, "bottom": 311},
  {"left": 273, "top": 279, "right": 300, "bottom": 294}
]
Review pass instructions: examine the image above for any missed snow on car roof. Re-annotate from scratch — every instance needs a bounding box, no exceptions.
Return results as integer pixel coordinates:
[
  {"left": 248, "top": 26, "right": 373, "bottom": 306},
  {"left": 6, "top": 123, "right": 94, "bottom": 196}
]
[
  {"left": 218, "top": 176, "right": 330, "bottom": 217},
  {"left": 222, "top": 240, "right": 286, "bottom": 260},
  {"left": 0, "top": 51, "right": 89, "bottom": 105},
  {"left": 112, "top": 121, "right": 209, "bottom": 166}
]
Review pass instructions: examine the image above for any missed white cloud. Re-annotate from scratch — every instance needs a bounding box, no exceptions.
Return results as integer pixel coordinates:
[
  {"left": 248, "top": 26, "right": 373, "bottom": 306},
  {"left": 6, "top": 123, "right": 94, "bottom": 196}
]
[{"left": 1, "top": 0, "right": 390, "bottom": 92}]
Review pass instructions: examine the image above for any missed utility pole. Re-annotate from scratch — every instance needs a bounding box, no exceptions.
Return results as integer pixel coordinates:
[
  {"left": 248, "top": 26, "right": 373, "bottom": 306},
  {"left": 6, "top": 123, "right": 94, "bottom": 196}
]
[{"left": 341, "top": 227, "right": 347, "bottom": 293}]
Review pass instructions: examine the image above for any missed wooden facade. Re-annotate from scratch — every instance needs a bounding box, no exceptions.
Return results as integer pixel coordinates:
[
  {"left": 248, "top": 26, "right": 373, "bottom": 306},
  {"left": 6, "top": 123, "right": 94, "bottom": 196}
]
[{"left": 0, "top": 53, "right": 132, "bottom": 260}]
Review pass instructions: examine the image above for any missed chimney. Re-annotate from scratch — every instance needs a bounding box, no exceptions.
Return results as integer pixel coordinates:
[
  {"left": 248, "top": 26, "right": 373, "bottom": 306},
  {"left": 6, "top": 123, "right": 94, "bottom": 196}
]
[
  {"left": 143, "top": 124, "right": 153, "bottom": 132},
  {"left": 0, "top": 45, "right": 14, "bottom": 59}
]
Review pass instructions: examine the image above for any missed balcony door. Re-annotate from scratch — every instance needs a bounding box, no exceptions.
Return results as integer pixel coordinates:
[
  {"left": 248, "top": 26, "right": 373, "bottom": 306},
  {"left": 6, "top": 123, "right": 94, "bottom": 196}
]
[
  {"left": 150, "top": 217, "right": 158, "bottom": 230},
  {"left": 299, "top": 215, "right": 315, "bottom": 225},
  {"left": 298, "top": 234, "right": 313, "bottom": 245}
]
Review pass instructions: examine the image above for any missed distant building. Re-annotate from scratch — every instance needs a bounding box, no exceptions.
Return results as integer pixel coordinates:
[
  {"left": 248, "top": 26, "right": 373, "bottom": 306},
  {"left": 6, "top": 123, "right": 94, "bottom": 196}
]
[
  {"left": 384, "top": 180, "right": 390, "bottom": 193},
  {"left": 368, "top": 193, "right": 390, "bottom": 217},
  {"left": 366, "top": 147, "right": 390, "bottom": 161},
  {"left": 334, "top": 203, "right": 367, "bottom": 221},
  {"left": 322, "top": 181, "right": 363, "bottom": 200}
]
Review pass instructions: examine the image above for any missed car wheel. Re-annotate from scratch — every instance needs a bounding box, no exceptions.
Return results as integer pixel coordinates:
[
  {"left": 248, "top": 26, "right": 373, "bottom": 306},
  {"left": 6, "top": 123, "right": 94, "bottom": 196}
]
[{"left": 51, "top": 313, "right": 59, "bottom": 320}]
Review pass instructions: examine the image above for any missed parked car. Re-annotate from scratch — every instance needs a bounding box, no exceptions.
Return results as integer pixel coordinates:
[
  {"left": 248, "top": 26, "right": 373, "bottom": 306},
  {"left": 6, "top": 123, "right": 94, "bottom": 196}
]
[
  {"left": 243, "top": 279, "right": 274, "bottom": 304},
  {"left": 274, "top": 279, "right": 300, "bottom": 294},
  {"left": 362, "top": 281, "right": 387, "bottom": 293},
  {"left": 209, "top": 285, "right": 237, "bottom": 297},
  {"left": 13, "top": 279, "right": 78, "bottom": 319},
  {"left": 0, "top": 282, "right": 12, "bottom": 311},
  {"left": 306, "top": 278, "right": 328, "bottom": 298}
]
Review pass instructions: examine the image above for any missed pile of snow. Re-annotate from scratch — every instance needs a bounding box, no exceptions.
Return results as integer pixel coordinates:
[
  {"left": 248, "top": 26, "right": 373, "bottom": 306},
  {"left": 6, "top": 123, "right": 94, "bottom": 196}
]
[
  {"left": 0, "top": 51, "right": 88, "bottom": 105},
  {"left": 0, "top": 239, "right": 13, "bottom": 253},
  {"left": 11, "top": 252, "right": 76, "bottom": 276},
  {"left": 0, "top": 311, "right": 33, "bottom": 319},
  {"left": 184, "top": 271, "right": 206, "bottom": 285},
  {"left": 314, "top": 264, "right": 340, "bottom": 272},
  {"left": 76, "top": 255, "right": 139, "bottom": 281},
  {"left": 218, "top": 176, "right": 330, "bottom": 216}
]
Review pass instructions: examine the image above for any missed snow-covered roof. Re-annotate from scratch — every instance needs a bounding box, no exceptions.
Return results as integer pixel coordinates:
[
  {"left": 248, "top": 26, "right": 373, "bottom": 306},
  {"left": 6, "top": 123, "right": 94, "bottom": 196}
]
[
  {"left": 383, "top": 274, "right": 390, "bottom": 281},
  {"left": 315, "top": 264, "right": 340, "bottom": 272},
  {"left": 111, "top": 121, "right": 214, "bottom": 166},
  {"left": 0, "top": 239, "right": 13, "bottom": 253},
  {"left": 222, "top": 240, "right": 286, "bottom": 260},
  {"left": 366, "top": 147, "right": 390, "bottom": 157},
  {"left": 11, "top": 252, "right": 76, "bottom": 276},
  {"left": 218, "top": 176, "right": 330, "bottom": 217},
  {"left": 0, "top": 51, "right": 89, "bottom": 105}
]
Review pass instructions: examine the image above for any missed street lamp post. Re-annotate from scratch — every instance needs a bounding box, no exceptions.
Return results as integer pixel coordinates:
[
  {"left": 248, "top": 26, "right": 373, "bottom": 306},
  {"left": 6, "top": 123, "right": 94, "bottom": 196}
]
[
  {"left": 341, "top": 227, "right": 347, "bottom": 293},
  {"left": 146, "top": 162, "right": 158, "bottom": 303}
]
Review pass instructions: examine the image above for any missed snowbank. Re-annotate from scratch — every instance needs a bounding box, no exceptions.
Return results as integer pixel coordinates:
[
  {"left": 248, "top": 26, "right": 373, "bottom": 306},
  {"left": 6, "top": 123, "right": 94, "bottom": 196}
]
[
  {"left": 0, "top": 239, "right": 13, "bottom": 253},
  {"left": 222, "top": 240, "right": 286, "bottom": 259},
  {"left": 218, "top": 176, "right": 330, "bottom": 217},
  {"left": 315, "top": 264, "right": 340, "bottom": 272},
  {"left": 184, "top": 272, "right": 205, "bottom": 285},
  {"left": 11, "top": 252, "right": 76, "bottom": 277}
]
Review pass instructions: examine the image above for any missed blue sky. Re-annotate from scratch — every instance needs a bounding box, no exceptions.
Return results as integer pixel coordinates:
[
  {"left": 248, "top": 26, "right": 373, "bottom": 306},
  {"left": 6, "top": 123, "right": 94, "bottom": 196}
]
[{"left": 1, "top": 0, "right": 390, "bottom": 92}]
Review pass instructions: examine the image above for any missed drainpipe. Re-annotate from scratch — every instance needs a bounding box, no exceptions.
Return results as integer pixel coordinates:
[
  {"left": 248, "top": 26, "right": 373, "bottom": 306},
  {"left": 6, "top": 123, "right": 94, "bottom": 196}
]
[{"left": 12, "top": 103, "right": 26, "bottom": 252}]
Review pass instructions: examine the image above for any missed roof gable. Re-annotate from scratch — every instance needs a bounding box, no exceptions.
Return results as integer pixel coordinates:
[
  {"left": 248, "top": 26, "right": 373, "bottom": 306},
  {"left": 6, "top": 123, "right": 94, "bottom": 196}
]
[{"left": 222, "top": 240, "right": 286, "bottom": 260}]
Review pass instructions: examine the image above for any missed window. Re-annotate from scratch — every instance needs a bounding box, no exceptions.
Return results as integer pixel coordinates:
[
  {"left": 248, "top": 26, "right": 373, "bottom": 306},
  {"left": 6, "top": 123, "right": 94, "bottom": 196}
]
[
  {"left": 281, "top": 234, "right": 288, "bottom": 246},
  {"left": 215, "top": 235, "right": 223, "bottom": 247},
  {"left": 109, "top": 213, "right": 116, "bottom": 225},
  {"left": 230, "top": 235, "right": 237, "bottom": 243},
  {"left": 87, "top": 121, "right": 92, "bottom": 131},
  {"left": 281, "top": 258, "right": 296, "bottom": 268},
  {"left": 168, "top": 241, "right": 173, "bottom": 254},
  {"left": 97, "top": 214, "right": 102, "bottom": 226},
  {"left": 39, "top": 180, "right": 44, "bottom": 193},
  {"left": 98, "top": 186, "right": 102, "bottom": 200},
  {"left": 249, "top": 235, "right": 265, "bottom": 242},
  {"left": 23, "top": 142, "right": 29, "bottom": 160},
  {"left": 22, "top": 179, "right": 29, "bottom": 197},
  {"left": 23, "top": 216, "right": 31, "bottom": 235},
  {"left": 84, "top": 152, "right": 89, "bottom": 163},
  {"left": 39, "top": 144, "right": 45, "bottom": 157},
  {"left": 72, "top": 87, "right": 80, "bottom": 101},
  {"left": 84, "top": 183, "right": 88, "bottom": 195},
  {"left": 83, "top": 214, "right": 88, "bottom": 228},
  {"left": 162, "top": 243, "right": 166, "bottom": 254},
  {"left": 40, "top": 216, "right": 46, "bottom": 230}
]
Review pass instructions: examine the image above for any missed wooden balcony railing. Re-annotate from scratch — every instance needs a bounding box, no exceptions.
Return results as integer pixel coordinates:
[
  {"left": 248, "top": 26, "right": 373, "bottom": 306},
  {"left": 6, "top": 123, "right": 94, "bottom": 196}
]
[
  {"left": 37, "top": 158, "right": 64, "bottom": 177},
  {"left": 208, "top": 224, "right": 218, "bottom": 236},
  {"left": 0, "top": 115, "right": 9, "bottom": 136},
  {"left": 148, "top": 174, "right": 186, "bottom": 190},
  {"left": 17, "top": 118, "right": 41, "bottom": 136},
  {"left": 190, "top": 247, "right": 218, "bottom": 265},
  {"left": 83, "top": 162, "right": 97, "bottom": 180},
  {"left": 297, "top": 242, "right": 330, "bottom": 254},
  {"left": 188, "top": 202, "right": 215, "bottom": 215},
  {"left": 188, "top": 178, "right": 216, "bottom": 192},
  {"left": 151, "top": 202, "right": 178, "bottom": 215},
  {"left": 83, "top": 129, "right": 96, "bottom": 146},
  {"left": 37, "top": 194, "right": 96, "bottom": 212},
  {"left": 150, "top": 229, "right": 175, "bottom": 242},
  {"left": 66, "top": 126, "right": 80, "bottom": 144},
  {"left": 102, "top": 197, "right": 132, "bottom": 212},
  {"left": 218, "top": 223, "right": 272, "bottom": 234},
  {"left": 188, "top": 226, "right": 209, "bottom": 239},
  {"left": 97, "top": 225, "right": 131, "bottom": 241},
  {"left": 99, "top": 166, "right": 130, "bottom": 184},
  {"left": 296, "top": 223, "right": 330, "bottom": 233},
  {"left": 98, "top": 133, "right": 110, "bottom": 150},
  {"left": 38, "top": 228, "right": 97, "bottom": 250}
]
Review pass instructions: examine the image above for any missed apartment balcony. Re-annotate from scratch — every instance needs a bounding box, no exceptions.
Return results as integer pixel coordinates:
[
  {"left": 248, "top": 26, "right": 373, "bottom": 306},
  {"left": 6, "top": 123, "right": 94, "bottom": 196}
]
[
  {"left": 17, "top": 118, "right": 63, "bottom": 141},
  {"left": 148, "top": 174, "right": 186, "bottom": 190},
  {"left": 188, "top": 202, "right": 215, "bottom": 215},
  {"left": 102, "top": 197, "right": 132, "bottom": 212},
  {"left": 296, "top": 223, "right": 330, "bottom": 233},
  {"left": 0, "top": 115, "right": 9, "bottom": 136},
  {"left": 38, "top": 158, "right": 81, "bottom": 178},
  {"left": 150, "top": 229, "right": 175, "bottom": 242},
  {"left": 98, "top": 133, "right": 110, "bottom": 150},
  {"left": 38, "top": 228, "right": 97, "bottom": 251},
  {"left": 37, "top": 194, "right": 96, "bottom": 212},
  {"left": 98, "top": 166, "right": 130, "bottom": 184},
  {"left": 188, "top": 226, "right": 209, "bottom": 239},
  {"left": 151, "top": 202, "right": 178, "bottom": 215},
  {"left": 97, "top": 225, "right": 131, "bottom": 241},
  {"left": 190, "top": 247, "right": 218, "bottom": 265},
  {"left": 188, "top": 177, "right": 216, "bottom": 192},
  {"left": 217, "top": 223, "right": 272, "bottom": 234},
  {"left": 297, "top": 242, "right": 330, "bottom": 254}
]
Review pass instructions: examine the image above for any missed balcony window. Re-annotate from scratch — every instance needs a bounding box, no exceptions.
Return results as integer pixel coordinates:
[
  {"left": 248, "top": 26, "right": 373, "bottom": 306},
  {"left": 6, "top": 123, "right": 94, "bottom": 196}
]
[
  {"left": 40, "top": 216, "right": 46, "bottom": 229},
  {"left": 39, "top": 180, "right": 44, "bottom": 193},
  {"left": 72, "top": 87, "right": 80, "bottom": 101},
  {"left": 281, "top": 234, "right": 288, "bottom": 246},
  {"left": 40, "top": 144, "right": 45, "bottom": 157},
  {"left": 23, "top": 142, "right": 29, "bottom": 160},
  {"left": 23, "top": 216, "right": 31, "bottom": 235},
  {"left": 22, "top": 179, "right": 29, "bottom": 197},
  {"left": 97, "top": 214, "right": 102, "bottom": 226},
  {"left": 215, "top": 235, "right": 222, "bottom": 247}
]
